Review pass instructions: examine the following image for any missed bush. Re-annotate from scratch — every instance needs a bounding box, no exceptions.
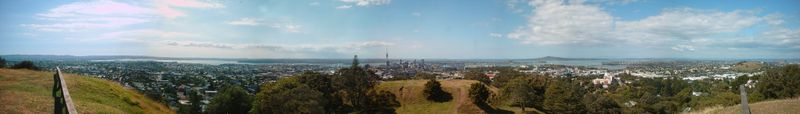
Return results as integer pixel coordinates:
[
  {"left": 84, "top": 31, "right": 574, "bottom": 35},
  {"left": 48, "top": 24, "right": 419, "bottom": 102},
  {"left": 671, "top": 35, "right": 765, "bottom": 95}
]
[
  {"left": 207, "top": 85, "right": 252, "bottom": 114},
  {"left": 468, "top": 83, "right": 491, "bottom": 104},
  {"left": 423, "top": 79, "right": 452, "bottom": 102},
  {"left": 11, "top": 61, "right": 39, "bottom": 70},
  {"left": 0, "top": 57, "right": 6, "bottom": 68}
]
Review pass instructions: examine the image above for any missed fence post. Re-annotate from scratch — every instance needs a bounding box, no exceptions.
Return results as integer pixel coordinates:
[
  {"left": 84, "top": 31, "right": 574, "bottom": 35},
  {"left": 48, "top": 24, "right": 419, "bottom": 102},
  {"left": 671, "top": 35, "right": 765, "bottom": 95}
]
[
  {"left": 740, "top": 85, "right": 751, "bottom": 114},
  {"left": 53, "top": 67, "right": 78, "bottom": 114}
]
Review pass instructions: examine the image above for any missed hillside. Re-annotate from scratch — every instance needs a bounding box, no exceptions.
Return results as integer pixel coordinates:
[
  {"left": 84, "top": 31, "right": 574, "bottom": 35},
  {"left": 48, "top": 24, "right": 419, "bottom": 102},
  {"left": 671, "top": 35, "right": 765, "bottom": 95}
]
[
  {"left": 0, "top": 69, "right": 174, "bottom": 114},
  {"left": 733, "top": 61, "right": 763, "bottom": 72},
  {"left": 377, "top": 80, "right": 539, "bottom": 114},
  {"left": 687, "top": 97, "right": 800, "bottom": 114}
]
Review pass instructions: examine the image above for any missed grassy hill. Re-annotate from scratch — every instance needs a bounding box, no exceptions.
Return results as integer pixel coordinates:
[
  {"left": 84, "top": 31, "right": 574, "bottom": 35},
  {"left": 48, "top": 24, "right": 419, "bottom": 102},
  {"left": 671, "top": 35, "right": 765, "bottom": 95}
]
[
  {"left": 0, "top": 68, "right": 174, "bottom": 114},
  {"left": 686, "top": 97, "right": 800, "bottom": 114},
  {"left": 733, "top": 61, "right": 762, "bottom": 72},
  {"left": 377, "top": 79, "right": 541, "bottom": 114}
]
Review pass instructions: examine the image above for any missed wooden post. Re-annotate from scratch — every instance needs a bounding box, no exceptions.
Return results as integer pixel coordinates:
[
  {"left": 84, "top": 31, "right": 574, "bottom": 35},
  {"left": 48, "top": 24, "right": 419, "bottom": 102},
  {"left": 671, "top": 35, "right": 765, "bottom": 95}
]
[{"left": 740, "top": 85, "right": 751, "bottom": 114}]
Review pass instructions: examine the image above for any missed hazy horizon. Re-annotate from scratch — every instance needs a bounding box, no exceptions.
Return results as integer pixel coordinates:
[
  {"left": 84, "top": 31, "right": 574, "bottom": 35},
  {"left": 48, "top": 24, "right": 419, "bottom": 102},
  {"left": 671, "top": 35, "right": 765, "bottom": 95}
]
[{"left": 2, "top": 0, "right": 799, "bottom": 59}]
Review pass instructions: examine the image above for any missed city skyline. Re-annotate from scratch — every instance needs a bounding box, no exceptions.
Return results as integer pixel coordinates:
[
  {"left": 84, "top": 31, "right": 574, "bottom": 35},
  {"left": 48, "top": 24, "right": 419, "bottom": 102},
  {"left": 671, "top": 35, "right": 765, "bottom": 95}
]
[{"left": 1, "top": 0, "right": 799, "bottom": 59}]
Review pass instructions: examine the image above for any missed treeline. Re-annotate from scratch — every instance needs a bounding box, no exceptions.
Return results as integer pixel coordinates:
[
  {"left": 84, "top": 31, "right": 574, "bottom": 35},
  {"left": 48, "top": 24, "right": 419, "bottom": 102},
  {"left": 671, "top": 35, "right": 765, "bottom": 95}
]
[
  {"left": 461, "top": 65, "right": 800, "bottom": 113},
  {"left": 186, "top": 56, "right": 400, "bottom": 114},
  {"left": 0, "top": 57, "right": 41, "bottom": 70}
]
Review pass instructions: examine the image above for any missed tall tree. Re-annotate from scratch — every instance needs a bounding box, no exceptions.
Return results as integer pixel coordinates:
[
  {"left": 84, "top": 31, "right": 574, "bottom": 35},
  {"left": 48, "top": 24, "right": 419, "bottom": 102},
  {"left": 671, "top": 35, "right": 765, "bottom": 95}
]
[
  {"left": 207, "top": 85, "right": 252, "bottom": 114},
  {"left": 188, "top": 89, "right": 203, "bottom": 114}
]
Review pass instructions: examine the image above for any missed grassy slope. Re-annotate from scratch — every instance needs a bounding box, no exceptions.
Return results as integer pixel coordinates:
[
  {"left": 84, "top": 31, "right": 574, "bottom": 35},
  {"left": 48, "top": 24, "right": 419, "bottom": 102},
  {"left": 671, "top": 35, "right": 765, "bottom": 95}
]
[
  {"left": 0, "top": 69, "right": 174, "bottom": 114},
  {"left": 378, "top": 79, "right": 540, "bottom": 114},
  {"left": 686, "top": 97, "right": 800, "bottom": 114}
]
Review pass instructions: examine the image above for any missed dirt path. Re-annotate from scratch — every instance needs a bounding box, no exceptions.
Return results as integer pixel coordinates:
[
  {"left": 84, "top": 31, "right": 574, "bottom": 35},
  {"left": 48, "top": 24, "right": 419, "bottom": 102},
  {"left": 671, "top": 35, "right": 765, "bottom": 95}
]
[{"left": 447, "top": 80, "right": 475, "bottom": 114}]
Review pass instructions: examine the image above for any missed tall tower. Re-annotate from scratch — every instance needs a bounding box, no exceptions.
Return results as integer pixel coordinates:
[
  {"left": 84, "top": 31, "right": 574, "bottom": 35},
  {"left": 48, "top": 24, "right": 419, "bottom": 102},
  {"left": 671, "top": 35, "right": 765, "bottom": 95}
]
[{"left": 385, "top": 48, "right": 390, "bottom": 67}]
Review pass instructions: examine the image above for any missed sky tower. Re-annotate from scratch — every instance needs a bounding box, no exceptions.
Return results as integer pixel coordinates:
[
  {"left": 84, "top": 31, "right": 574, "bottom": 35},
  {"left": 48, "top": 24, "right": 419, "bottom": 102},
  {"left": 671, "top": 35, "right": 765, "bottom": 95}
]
[{"left": 385, "top": 48, "right": 389, "bottom": 67}]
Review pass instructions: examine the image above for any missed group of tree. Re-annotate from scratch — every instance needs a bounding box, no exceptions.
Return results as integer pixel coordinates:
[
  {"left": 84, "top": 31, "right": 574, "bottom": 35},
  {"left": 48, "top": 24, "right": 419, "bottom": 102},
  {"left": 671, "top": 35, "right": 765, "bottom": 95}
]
[
  {"left": 423, "top": 79, "right": 452, "bottom": 102},
  {"left": 460, "top": 65, "right": 800, "bottom": 114},
  {"left": 206, "top": 85, "right": 253, "bottom": 114},
  {"left": 250, "top": 55, "right": 400, "bottom": 114},
  {"left": 754, "top": 64, "right": 800, "bottom": 100},
  {"left": 0, "top": 57, "right": 40, "bottom": 70},
  {"left": 0, "top": 57, "right": 5, "bottom": 68}
]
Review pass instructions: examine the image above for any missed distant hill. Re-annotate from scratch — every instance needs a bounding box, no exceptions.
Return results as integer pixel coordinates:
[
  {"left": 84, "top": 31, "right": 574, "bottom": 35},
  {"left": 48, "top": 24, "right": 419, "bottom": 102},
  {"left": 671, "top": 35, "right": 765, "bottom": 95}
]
[
  {"left": 376, "top": 80, "right": 541, "bottom": 114},
  {"left": 733, "top": 61, "right": 763, "bottom": 72},
  {"left": 686, "top": 97, "right": 800, "bottom": 114},
  {"left": 0, "top": 69, "right": 174, "bottom": 114}
]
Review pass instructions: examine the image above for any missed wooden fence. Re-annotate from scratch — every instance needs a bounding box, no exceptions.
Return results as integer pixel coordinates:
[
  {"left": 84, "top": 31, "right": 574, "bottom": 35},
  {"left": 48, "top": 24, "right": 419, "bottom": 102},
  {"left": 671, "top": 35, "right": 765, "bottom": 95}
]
[{"left": 53, "top": 67, "right": 78, "bottom": 114}]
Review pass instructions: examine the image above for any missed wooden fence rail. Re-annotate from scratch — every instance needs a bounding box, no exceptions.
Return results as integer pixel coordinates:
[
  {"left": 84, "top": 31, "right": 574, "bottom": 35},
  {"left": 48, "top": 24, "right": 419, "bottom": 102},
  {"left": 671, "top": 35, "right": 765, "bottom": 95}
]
[{"left": 53, "top": 67, "right": 78, "bottom": 114}]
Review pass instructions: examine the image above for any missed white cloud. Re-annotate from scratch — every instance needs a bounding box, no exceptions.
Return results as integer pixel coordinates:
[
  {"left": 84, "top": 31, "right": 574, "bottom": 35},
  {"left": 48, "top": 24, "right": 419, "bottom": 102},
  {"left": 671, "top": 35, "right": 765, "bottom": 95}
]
[
  {"left": 507, "top": 0, "right": 615, "bottom": 45},
  {"left": 225, "top": 18, "right": 304, "bottom": 33},
  {"left": 101, "top": 29, "right": 199, "bottom": 41},
  {"left": 411, "top": 12, "right": 422, "bottom": 16},
  {"left": 489, "top": 33, "right": 503, "bottom": 38},
  {"left": 155, "top": 0, "right": 225, "bottom": 19},
  {"left": 671, "top": 45, "right": 695, "bottom": 52},
  {"left": 340, "top": 0, "right": 391, "bottom": 6},
  {"left": 309, "top": 2, "right": 320, "bottom": 6},
  {"left": 24, "top": 0, "right": 226, "bottom": 32},
  {"left": 226, "top": 18, "right": 261, "bottom": 26},
  {"left": 270, "top": 22, "right": 303, "bottom": 33},
  {"left": 161, "top": 40, "right": 394, "bottom": 56},
  {"left": 160, "top": 0, "right": 224, "bottom": 9},
  {"left": 506, "top": 0, "right": 796, "bottom": 52},
  {"left": 336, "top": 5, "right": 353, "bottom": 9},
  {"left": 23, "top": 0, "right": 157, "bottom": 32}
]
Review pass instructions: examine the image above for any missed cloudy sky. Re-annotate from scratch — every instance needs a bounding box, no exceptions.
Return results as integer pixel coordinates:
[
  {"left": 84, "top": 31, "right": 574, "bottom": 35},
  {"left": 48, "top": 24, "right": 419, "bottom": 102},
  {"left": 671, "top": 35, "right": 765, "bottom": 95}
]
[{"left": 1, "top": 0, "right": 798, "bottom": 59}]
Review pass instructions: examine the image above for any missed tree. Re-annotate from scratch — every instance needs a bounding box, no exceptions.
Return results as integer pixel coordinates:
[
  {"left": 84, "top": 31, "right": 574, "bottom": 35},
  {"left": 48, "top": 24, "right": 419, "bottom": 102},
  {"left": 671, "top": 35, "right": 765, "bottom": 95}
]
[
  {"left": 0, "top": 57, "right": 6, "bottom": 68},
  {"left": 295, "top": 72, "right": 344, "bottom": 113},
  {"left": 207, "top": 85, "right": 252, "bottom": 114},
  {"left": 186, "top": 89, "right": 203, "bottom": 114},
  {"left": 363, "top": 90, "right": 401, "bottom": 114},
  {"left": 469, "top": 83, "right": 491, "bottom": 104},
  {"left": 331, "top": 55, "right": 383, "bottom": 112},
  {"left": 251, "top": 77, "right": 325, "bottom": 114},
  {"left": 501, "top": 75, "right": 549, "bottom": 111},
  {"left": 11, "top": 60, "right": 39, "bottom": 70},
  {"left": 414, "top": 72, "right": 437, "bottom": 80},
  {"left": 491, "top": 68, "right": 526, "bottom": 87},
  {"left": 423, "top": 79, "right": 452, "bottom": 102},
  {"left": 582, "top": 93, "right": 621, "bottom": 114},
  {"left": 464, "top": 69, "right": 490, "bottom": 84},
  {"left": 543, "top": 79, "right": 584, "bottom": 113},
  {"left": 251, "top": 55, "right": 400, "bottom": 114},
  {"left": 756, "top": 64, "right": 800, "bottom": 99}
]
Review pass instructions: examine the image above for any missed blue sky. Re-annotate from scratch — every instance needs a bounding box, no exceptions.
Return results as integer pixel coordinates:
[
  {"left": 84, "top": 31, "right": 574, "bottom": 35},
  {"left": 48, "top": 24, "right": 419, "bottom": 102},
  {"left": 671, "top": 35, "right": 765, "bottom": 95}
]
[{"left": 1, "top": 0, "right": 798, "bottom": 59}]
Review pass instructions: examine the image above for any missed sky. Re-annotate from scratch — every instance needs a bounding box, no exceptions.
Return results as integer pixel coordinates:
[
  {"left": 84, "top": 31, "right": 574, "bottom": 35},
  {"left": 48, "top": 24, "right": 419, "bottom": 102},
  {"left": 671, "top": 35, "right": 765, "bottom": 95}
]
[{"left": 0, "top": 0, "right": 798, "bottom": 59}]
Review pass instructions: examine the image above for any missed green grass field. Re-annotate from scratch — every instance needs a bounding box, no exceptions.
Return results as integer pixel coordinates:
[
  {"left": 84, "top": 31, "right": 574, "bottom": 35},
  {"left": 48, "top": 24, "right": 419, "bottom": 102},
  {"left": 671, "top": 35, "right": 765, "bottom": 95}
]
[{"left": 0, "top": 68, "right": 174, "bottom": 114}]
